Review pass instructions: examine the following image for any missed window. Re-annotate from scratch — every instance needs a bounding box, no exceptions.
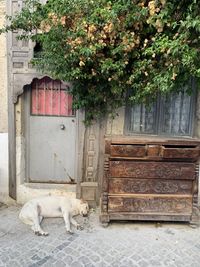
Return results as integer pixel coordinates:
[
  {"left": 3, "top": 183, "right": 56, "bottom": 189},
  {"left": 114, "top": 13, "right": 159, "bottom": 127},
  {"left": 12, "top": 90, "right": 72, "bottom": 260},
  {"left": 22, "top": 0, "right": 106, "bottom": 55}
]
[
  {"left": 31, "top": 77, "right": 75, "bottom": 117},
  {"left": 125, "top": 83, "right": 196, "bottom": 137}
]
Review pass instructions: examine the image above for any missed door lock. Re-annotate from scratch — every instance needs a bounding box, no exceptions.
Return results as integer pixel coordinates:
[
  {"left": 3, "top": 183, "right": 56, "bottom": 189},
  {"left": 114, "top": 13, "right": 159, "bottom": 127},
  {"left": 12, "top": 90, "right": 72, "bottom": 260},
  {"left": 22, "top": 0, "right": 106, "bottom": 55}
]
[{"left": 60, "top": 124, "right": 65, "bottom": 130}]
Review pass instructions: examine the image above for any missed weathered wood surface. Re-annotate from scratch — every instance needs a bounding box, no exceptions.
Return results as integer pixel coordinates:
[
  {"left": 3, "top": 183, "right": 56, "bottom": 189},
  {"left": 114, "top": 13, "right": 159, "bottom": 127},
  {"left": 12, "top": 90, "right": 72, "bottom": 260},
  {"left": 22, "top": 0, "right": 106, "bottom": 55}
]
[
  {"left": 108, "top": 213, "right": 191, "bottom": 222},
  {"left": 110, "top": 144, "right": 146, "bottom": 157},
  {"left": 147, "top": 145, "right": 160, "bottom": 157},
  {"left": 109, "top": 178, "right": 193, "bottom": 195},
  {"left": 106, "top": 137, "right": 200, "bottom": 146},
  {"left": 191, "top": 164, "right": 200, "bottom": 225},
  {"left": 108, "top": 195, "right": 192, "bottom": 214},
  {"left": 161, "top": 147, "right": 199, "bottom": 159},
  {"left": 101, "top": 137, "right": 200, "bottom": 225},
  {"left": 101, "top": 156, "right": 109, "bottom": 215},
  {"left": 109, "top": 142, "right": 199, "bottom": 160},
  {"left": 109, "top": 161, "right": 195, "bottom": 179}
]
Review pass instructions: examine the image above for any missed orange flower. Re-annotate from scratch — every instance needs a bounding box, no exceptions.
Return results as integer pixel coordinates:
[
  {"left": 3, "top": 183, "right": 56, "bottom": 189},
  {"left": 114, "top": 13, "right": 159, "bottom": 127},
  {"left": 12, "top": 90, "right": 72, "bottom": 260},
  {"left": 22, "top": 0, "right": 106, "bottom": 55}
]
[
  {"left": 79, "top": 61, "right": 85, "bottom": 67},
  {"left": 148, "top": 1, "right": 156, "bottom": 16},
  {"left": 40, "top": 20, "right": 51, "bottom": 33},
  {"left": 172, "top": 72, "right": 177, "bottom": 80},
  {"left": 60, "top": 16, "right": 66, "bottom": 26},
  {"left": 88, "top": 24, "right": 97, "bottom": 33}
]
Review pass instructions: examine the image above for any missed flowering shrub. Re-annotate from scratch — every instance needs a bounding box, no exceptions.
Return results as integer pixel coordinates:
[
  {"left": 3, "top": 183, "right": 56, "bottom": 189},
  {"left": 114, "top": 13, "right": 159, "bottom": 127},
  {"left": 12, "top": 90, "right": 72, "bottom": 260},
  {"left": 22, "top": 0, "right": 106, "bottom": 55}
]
[{"left": 2, "top": 0, "right": 200, "bottom": 124}]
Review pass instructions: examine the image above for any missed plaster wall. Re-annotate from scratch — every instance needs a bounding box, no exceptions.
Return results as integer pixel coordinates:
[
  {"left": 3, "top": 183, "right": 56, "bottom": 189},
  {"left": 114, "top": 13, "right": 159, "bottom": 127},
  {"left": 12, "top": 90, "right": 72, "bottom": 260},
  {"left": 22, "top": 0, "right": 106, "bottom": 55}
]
[
  {"left": 106, "top": 107, "right": 125, "bottom": 136},
  {"left": 0, "top": 133, "right": 10, "bottom": 203},
  {"left": 0, "top": 0, "right": 11, "bottom": 203},
  {"left": 0, "top": 0, "right": 8, "bottom": 133}
]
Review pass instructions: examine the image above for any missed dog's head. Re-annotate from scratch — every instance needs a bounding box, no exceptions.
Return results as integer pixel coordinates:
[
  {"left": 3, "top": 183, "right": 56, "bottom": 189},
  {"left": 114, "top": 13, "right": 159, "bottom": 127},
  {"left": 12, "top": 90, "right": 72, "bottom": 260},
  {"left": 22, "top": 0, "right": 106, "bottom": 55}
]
[{"left": 79, "top": 200, "right": 89, "bottom": 217}]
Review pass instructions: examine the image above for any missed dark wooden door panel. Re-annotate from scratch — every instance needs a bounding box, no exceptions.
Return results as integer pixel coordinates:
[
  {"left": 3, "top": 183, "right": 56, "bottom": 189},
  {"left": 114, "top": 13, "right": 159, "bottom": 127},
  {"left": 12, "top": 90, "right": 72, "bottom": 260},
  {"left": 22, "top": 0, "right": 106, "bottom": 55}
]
[
  {"left": 109, "top": 178, "right": 193, "bottom": 195},
  {"left": 109, "top": 161, "right": 195, "bottom": 179},
  {"left": 108, "top": 196, "right": 192, "bottom": 214}
]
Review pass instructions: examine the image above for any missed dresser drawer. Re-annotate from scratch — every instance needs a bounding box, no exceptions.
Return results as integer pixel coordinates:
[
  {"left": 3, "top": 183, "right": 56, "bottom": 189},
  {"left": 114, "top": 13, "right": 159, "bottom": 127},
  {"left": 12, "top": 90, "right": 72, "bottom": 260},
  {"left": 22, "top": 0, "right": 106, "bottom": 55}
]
[
  {"left": 109, "top": 178, "right": 193, "bottom": 195},
  {"left": 161, "top": 146, "right": 199, "bottom": 160},
  {"left": 109, "top": 161, "right": 195, "bottom": 179},
  {"left": 110, "top": 144, "right": 146, "bottom": 157},
  {"left": 108, "top": 195, "right": 193, "bottom": 214}
]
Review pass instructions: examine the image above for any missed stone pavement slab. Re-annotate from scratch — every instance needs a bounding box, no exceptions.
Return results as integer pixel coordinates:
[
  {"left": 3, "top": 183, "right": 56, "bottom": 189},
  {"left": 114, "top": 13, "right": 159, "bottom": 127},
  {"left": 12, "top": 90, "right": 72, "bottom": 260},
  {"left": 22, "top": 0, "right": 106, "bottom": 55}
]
[{"left": 0, "top": 204, "right": 200, "bottom": 267}]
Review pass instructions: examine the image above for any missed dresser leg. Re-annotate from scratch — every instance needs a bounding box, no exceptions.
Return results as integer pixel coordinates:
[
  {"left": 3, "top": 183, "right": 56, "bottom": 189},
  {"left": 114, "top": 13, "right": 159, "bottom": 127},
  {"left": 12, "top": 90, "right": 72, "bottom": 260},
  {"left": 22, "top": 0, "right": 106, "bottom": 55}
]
[
  {"left": 102, "top": 222, "right": 109, "bottom": 228},
  {"left": 190, "top": 206, "right": 200, "bottom": 228},
  {"left": 100, "top": 214, "right": 110, "bottom": 226},
  {"left": 190, "top": 222, "right": 198, "bottom": 229}
]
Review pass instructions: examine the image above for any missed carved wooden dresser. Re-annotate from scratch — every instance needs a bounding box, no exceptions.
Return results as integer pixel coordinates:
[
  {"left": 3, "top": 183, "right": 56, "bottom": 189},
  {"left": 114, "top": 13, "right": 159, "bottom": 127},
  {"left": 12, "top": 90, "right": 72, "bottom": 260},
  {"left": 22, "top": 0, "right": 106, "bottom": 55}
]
[{"left": 100, "top": 137, "right": 200, "bottom": 226}]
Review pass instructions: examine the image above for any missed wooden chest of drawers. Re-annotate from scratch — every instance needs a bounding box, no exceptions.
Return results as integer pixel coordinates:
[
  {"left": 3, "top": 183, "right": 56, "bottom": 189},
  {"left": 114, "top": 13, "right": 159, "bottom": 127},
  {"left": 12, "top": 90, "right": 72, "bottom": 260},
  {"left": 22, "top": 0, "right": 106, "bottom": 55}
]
[{"left": 100, "top": 138, "right": 200, "bottom": 226}]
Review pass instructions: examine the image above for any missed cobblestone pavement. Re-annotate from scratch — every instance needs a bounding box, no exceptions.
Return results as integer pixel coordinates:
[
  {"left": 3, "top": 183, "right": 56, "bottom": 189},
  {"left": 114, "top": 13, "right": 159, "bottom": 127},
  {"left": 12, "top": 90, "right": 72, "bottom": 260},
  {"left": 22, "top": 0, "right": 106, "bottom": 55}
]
[{"left": 0, "top": 204, "right": 200, "bottom": 267}]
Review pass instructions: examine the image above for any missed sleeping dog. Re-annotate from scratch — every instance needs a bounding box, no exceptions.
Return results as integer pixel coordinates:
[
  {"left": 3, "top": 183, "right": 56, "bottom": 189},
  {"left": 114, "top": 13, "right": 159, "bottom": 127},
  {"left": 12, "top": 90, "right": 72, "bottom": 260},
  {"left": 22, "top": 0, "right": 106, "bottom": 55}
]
[{"left": 19, "top": 196, "right": 89, "bottom": 236}]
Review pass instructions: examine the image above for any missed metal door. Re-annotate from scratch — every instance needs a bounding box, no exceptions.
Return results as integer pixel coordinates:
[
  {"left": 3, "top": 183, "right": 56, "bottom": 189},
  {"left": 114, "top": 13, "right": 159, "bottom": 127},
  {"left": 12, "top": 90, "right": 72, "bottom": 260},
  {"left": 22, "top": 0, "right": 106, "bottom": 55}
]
[{"left": 25, "top": 77, "right": 76, "bottom": 183}]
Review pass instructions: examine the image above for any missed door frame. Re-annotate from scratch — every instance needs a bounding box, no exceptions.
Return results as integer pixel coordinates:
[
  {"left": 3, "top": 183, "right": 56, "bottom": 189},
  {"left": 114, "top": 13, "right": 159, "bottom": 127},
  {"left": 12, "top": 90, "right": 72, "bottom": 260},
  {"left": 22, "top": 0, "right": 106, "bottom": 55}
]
[{"left": 8, "top": 73, "right": 85, "bottom": 199}]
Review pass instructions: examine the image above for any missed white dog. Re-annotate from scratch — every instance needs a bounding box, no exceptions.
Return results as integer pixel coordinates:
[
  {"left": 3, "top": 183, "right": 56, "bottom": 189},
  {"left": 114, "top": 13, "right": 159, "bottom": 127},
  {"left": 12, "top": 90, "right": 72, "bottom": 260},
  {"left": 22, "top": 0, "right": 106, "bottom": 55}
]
[{"left": 19, "top": 196, "right": 89, "bottom": 236}]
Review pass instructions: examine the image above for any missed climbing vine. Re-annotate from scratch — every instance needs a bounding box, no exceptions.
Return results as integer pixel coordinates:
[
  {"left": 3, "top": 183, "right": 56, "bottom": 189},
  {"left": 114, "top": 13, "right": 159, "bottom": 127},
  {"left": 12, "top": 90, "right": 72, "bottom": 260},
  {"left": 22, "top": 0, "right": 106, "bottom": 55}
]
[{"left": 2, "top": 0, "right": 200, "bottom": 124}]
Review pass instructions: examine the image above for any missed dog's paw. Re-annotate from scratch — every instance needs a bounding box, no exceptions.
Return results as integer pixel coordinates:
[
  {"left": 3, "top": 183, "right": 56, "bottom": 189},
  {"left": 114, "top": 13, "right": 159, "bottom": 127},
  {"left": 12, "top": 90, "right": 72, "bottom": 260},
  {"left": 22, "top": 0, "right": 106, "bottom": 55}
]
[
  {"left": 42, "top": 232, "right": 49, "bottom": 236},
  {"left": 34, "top": 231, "right": 41, "bottom": 236},
  {"left": 66, "top": 230, "right": 74, "bottom": 235},
  {"left": 77, "top": 224, "right": 84, "bottom": 231},
  {"left": 34, "top": 231, "right": 49, "bottom": 236}
]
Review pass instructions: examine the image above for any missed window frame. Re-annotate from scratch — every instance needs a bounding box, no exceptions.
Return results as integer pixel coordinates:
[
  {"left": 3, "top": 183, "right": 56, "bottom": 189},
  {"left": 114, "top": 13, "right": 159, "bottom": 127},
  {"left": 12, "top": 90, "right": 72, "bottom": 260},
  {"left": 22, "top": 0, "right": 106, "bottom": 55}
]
[{"left": 124, "top": 82, "right": 197, "bottom": 138}]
